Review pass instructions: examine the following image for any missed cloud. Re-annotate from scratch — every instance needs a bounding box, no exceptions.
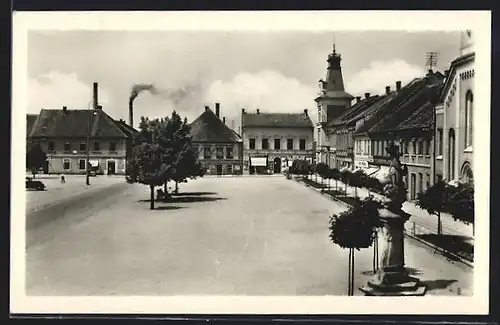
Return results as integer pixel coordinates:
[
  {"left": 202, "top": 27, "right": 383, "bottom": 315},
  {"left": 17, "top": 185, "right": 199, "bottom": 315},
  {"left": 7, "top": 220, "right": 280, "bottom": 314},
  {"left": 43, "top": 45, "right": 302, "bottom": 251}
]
[
  {"left": 203, "top": 70, "right": 318, "bottom": 124},
  {"left": 345, "top": 59, "right": 426, "bottom": 97},
  {"left": 28, "top": 71, "right": 111, "bottom": 114}
]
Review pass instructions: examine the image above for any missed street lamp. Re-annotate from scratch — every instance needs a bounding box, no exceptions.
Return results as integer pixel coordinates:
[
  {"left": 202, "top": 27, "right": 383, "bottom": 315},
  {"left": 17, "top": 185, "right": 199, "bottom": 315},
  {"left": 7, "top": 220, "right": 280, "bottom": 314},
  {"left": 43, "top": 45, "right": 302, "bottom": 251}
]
[{"left": 86, "top": 100, "right": 94, "bottom": 186}]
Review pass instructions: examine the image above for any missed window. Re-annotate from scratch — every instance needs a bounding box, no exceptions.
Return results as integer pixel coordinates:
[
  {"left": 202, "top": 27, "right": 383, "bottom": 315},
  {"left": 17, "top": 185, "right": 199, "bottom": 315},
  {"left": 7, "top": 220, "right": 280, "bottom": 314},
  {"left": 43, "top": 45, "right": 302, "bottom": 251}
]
[
  {"left": 249, "top": 138, "right": 256, "bottom": 150},
  {"left": 216, "top": 147, "right": 224, "bottom": 159},
  {"left": 437, "top": 128, "right": 443, "bottom": 155},
  {"left": 299, "top": 139, "right": 306, "bottom": 150},
  {"left": 403, "top": 141, "right": 408, "bottom": 154},
  {"left": 262, "top": 138, "right": 269, "bottom": 150},
  {"left": 274, "top": 139, "right": 281, "bottom": 150},
  {"left": 204, "top": 146, "right": 211, "bottom": 159},
  {"left": 418, "top": 173, "right": 423, "bottom": 194},
  {"left": 418, "top": 140, "right": 423, "bottom": 155},
  {"left": 465, "top": 91, "right": 473, "bottom": 147},
  {"left": 448, "top": 128, "right": 456, "bottom": 180},
  {"left": 412, "top": 140, "right": 417, "bottom": 154},
  {"left": 80, "top": 142, "right": 86, "bottom": 151},
  {"left": 287, "top": 139, "right": 293, "bottom": 150},
  {"left": 79, "top": 159, "right": 86, "bottom": 170},
  {"left": 425, "top": 139, "right": 431, "bottom": 155},
  {"left": 64, "top": 142, "right": 70, "bottom": 152},
  {"left": 48, "top": 141, "right": 55, "bottom": 151},
  {"left": 63, "top": 158, "right": 71, "bottom": 170},
  {"left": 426, "top": 173, "right": 431, "bottom": 190},
  {"left": 93, "top": 141, "right": 100, "bottom": 151},
  {"left": 109, "top": 141, "right": 117, "bottom": 152},
  {"left": 226, "top": 146, "right": 233, "bottom": 159}
]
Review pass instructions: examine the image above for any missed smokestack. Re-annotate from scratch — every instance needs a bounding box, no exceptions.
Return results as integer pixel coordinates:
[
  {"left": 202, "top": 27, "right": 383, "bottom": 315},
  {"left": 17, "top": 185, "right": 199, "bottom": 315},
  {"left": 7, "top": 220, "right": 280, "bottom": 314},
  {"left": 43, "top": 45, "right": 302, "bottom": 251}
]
[
  {"left": 356, "top": 96, "right": 361, "bottom": 103},
  {"left": 215, "top": 102, "right": 220, "bottom": 118},
  {"left": 304, "top": 109, "right": 308, "bottom": 115},
  {"left": 223, "top": 117, "right": 226, "bottom": 124},
  {"left": 396, "top": 81, "right": 402, "bottom": 91},
  {"left": 93, "top": 82, "right": 98, "bottom": 110},
  {"left": 364, "top": 93, "right": 370, "bottom": 99},
  {"left": 385, "top": 86, "right": 391, "bottom": 95},
  {"left": 256, "top": 109, "right": 260, "bottom": 114}
]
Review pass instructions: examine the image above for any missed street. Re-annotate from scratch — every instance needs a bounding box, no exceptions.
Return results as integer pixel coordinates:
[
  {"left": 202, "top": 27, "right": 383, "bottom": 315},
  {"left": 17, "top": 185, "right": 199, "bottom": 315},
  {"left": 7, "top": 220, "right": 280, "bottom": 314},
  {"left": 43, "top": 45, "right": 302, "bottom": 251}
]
[{"left": 25, "top": 176, "right": 473, "bottom": 296}]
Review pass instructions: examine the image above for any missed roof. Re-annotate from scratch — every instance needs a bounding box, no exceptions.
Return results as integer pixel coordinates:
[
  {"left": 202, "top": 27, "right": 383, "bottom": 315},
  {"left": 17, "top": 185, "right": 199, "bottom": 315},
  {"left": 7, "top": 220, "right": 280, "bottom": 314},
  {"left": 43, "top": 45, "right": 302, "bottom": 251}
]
[
  {"left": 355, "top": 72, "right": 445, "bottom": 135},
  {"left": 242, "top": 111, "right": 314, "bottom": 128},
  {"left": 326, "top": 95, "right": 382, "bottom": 127},
  {"left": 26, "top": 114, "right": 38, "bottom": 137},
  {"left": 29, "top": 108, "right": 129, "bottom": 138},
  {"left": 114, "top": 119, "right": 139, "bottom": 136},
  {"left": 440, "top": 52, "right": 475, "bottom": 102},
  {"left": 190, "top": 108, "right": 242, "bottom": 143}
]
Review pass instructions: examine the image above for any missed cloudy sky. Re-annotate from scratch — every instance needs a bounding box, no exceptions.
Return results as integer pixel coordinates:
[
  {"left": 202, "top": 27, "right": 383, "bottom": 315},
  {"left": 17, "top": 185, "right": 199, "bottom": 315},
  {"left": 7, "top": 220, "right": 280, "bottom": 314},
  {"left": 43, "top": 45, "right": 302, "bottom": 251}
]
[{"left": 28, "top": 30, "right": 461, "bottom": 129}]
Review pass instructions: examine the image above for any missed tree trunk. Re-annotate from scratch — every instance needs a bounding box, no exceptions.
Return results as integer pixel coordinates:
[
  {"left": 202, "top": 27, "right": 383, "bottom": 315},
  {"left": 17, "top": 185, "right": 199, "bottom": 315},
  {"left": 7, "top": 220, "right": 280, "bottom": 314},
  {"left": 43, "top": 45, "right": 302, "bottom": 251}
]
[
  {"left": 437, "top": 211, "right": 442, "bottom": 235},
  {"left": 150, "top": 185, "right": 155, "bottom": 210},
  {"left": 335, "top": 179, "right": 338, "bottom": 191},
  {"left": 348, "top": 248, "right": 352, "bottom": 296},
  {"left": 351, "top": 248, "right": 355, "bottom": 296},
  {"left": 175, "top": 181, "right": 179, "bottom": 194},
  {"left": 164, "top": 182, "right": 167, "bottom": 194},
  {"left": 373, "top": 231, "right": 379, "bottom": 273}
]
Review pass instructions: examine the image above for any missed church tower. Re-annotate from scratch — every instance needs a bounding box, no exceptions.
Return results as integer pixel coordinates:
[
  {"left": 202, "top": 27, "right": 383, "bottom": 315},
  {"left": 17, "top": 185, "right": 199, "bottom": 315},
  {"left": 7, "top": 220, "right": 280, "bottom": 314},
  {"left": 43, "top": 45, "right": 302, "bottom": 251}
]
[{"left": 314, "top": 43, "right": 353, "bottom": 164}]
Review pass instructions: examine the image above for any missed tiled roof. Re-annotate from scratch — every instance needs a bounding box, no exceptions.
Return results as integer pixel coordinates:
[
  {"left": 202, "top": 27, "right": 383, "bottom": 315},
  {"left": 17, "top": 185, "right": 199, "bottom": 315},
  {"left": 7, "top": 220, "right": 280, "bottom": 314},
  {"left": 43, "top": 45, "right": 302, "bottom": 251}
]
[
  {"left": 368, "top": 77, "right": 444, "bottom": 133},
  {"left": 327, "top": 95, "right": 382, "bottom": 127},
  {"left": 26, "top": 114, "right": 38, "bottom": 137},
  {"left": 190, "top": 108, "right": 242, "bottom": 143},
  {"left": 396, "top": 101, "right": 433, "bottom": 130},
  {"left": 242, "top": 111, "right": 314, "bottom": 128},
  {"left": 29, "top": 108, "right": 128, "bottom": 138},
  {"left": 354, "top": 77, "right": 428, "bottom": 135},
  {"left": 114, "top": 119, "right": 139, "bottom": 136}
]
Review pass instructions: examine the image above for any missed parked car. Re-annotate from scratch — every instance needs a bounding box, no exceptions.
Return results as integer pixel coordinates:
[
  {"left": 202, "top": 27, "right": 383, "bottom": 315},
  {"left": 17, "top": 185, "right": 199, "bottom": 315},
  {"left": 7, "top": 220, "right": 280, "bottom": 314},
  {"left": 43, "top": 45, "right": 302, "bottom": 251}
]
[{"left": 26, "top": 177, "right": 46, "bottom": 191}]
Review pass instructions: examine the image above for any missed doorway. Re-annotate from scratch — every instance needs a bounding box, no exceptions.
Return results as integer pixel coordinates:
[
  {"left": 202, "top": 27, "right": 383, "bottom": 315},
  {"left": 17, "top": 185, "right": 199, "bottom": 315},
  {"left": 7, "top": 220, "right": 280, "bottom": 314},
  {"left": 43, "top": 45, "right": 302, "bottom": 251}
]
[
  {"left": 107, "top": 160, "right": 116, "bottom": 175},
  {"left": 44, "top": 160, "right": 49, "bottom": 174},
  {"left": 216, "top": 164, "right": 223, "bottom": 175},
  {"left": 273, "top": 157, "right": 281, "bottom": 174},
  {"left": 410, "top": 173, "right": 416, "bottom": 200}
]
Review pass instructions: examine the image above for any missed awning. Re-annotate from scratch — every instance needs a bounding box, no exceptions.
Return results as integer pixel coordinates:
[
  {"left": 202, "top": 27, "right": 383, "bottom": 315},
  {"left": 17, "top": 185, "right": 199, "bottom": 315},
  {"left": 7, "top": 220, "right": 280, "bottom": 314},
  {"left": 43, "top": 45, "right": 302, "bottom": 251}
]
[
  {"left": 250, "top": 157, "right": 267, "bottom": 167},
  {"left": 89, "top": 160, "right": 99, "bottom": 167}
]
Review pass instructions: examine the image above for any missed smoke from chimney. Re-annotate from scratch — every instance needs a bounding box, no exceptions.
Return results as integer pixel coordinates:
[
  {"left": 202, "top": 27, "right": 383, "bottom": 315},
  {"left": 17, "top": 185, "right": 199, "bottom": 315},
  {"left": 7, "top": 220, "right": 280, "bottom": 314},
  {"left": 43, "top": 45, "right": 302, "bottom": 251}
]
[{"left": 128, "top": 83, "right": 158, "bottom": 128}]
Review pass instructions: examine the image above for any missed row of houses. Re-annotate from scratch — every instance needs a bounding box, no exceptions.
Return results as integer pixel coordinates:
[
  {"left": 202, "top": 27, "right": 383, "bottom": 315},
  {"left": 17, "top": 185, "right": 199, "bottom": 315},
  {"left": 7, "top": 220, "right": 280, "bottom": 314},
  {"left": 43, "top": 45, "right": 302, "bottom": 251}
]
[
  {"left": 315, "top": 30, "right": 475, "bottom": 200},
  {"left": 26, "top": 101, "right": 315, "bottom": 176}
]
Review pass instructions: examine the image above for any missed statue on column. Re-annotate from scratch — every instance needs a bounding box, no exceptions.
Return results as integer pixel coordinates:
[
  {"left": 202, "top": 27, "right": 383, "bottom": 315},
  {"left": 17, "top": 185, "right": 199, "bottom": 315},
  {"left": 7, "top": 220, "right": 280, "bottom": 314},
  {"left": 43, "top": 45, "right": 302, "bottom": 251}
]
[{"left": 383, "top": 141, "right": 408, "bottom": 214}]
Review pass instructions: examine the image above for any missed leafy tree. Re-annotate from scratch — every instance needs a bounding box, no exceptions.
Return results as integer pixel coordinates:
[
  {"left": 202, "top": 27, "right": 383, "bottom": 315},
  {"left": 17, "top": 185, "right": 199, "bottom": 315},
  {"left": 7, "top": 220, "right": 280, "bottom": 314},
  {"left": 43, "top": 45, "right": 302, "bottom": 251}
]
[
  {"left": 445, "top": 182, "right": 474, "bottom": 229},
  {"left": 329, "top": 196, "right": 382, "bottom": 295},
  {"left": 316, "top": 162, "right": 329, "bottom": 188},
  {"left": 26, "top": 143, "right": 47, "bottom": 178},
  {"left": 329, "top": 168, "right": 340, "bottom": 192},
  {"left": 415, "top": 180, "right": 447, "bottom": 235}
]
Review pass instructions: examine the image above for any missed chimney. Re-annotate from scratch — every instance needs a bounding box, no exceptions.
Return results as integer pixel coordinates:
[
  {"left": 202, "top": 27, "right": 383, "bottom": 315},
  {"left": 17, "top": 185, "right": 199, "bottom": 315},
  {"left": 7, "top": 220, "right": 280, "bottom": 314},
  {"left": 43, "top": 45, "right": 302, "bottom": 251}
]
[
  {"left": 62, "top": 106, "right": 67, "bottom": 113},
  {"left": 385, "top": 86, "right": 391, "bottom": 95},
  {"left": 93, "top": 82, "right": 98, "bottom": 109},
  {"left": 364, "top": 93, "right": 370, "bottom": 99},
  {"left": 97, "top": 105, "right": 102, "bottom": 110},
  {"left": 427, "top": 69, "right": 434, "bottom": 76},
  {"left": 444, "top": 70, "right": 449, "bottom": 77},
  {"left": 241, "top": 108, "right": 246, "bottom": 114},
  {"left": 215, "top": 102, "right": 220, "bottom": 118},
  {"left": 256, "top": 109, "right": 260, "bottom": 114},
  {"left": 129, "top": 99, "right": 134, "bottom": 128},
  {"left": 396, "top": 81, "right": 402, "bottom": 91},
  {"left": 356, "top": 96, "right": 361, "bottom": 103},
  {"left": 304, "top": 109, "right": 308, "bottom": 115},
  {"left": 223, "top": 117, "right": 226, "bottom": 124},
  {"left": 205, "top": 105, "right": 209, "bottom": 111}
]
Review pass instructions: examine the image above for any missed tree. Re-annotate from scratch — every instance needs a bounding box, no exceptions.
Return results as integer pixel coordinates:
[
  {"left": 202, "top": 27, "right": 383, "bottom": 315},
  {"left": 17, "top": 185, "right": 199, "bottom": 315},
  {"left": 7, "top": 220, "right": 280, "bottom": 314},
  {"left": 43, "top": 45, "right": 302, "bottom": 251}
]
[
  {"left": 340, "top": 170, "right": 351, "bottom": 196},
  {"left": 329, "top": 196, "right": 382, "bottom": 295},
  {"left": 415, "top": 180, "right": 447, "bottom": 235},
  {"left": 329, "top": 168, "right": 340, "bottom": 192},
  {"left": 26, "top": 143, "right": 47, "bottom": 178},
  {"left": 316, "top": 162, "right": 329, "bottom": 188},
  {"left": 126, "top": 142, "right": 170, "bottom": 210},
  {"left": 445, "top": 182, "right": 474, "bottom": 231}
]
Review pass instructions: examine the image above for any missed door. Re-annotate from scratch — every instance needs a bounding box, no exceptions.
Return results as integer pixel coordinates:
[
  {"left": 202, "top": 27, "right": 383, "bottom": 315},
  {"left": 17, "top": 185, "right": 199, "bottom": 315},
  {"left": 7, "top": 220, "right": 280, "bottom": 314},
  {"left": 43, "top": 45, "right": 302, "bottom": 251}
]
[
  {"left": 44, "top": 160, "right": 49, "bottom": 174},
  {"left": 273, "top": 157, "right": 281, "bottom": 173},
  {"left": 216, "top": 164, "right": 222, "bottom": 175},
  {"left": 107, "top": 161, "right": 116, "bottom": 175}
]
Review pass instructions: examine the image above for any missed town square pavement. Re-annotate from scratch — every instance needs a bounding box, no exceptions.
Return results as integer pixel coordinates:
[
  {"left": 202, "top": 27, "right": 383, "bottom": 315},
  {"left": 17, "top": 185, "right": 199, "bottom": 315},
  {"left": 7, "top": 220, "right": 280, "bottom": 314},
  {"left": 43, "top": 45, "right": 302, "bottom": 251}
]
[{"left": 25, "top": 175, "right": 473, "bottom": 296}]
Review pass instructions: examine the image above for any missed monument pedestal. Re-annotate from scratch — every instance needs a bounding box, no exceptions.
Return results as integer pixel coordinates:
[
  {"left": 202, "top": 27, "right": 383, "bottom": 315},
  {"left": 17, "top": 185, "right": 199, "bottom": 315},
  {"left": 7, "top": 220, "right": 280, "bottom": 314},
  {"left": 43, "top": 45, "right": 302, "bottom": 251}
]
[{"left": 359, "top": 208, "right": 427, "bottom": 296}]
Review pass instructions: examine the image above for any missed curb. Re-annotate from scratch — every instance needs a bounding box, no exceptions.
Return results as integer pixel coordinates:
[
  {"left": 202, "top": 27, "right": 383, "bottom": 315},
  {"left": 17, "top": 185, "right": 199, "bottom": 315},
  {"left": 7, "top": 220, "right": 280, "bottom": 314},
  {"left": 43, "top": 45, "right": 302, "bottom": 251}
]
[{"left": 297, "top": 177, "right": 474, "bottom": 268}]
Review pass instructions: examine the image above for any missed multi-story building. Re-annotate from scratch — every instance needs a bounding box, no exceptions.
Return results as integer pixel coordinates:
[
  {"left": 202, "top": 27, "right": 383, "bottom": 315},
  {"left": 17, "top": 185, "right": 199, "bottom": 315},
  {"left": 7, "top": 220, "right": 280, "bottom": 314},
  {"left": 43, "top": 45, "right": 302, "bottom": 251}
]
[
  {"left": 315, "top": 45, "right": 354, "bottom": 164},
  {"left": 353, "top": 71, "right": 445, "bottom": 200},
  {"left": 432, "top": 30, "right": 475, "bottom": 185},
  {"left": 190, "top": 103, "right": 243, "bottom": 175},
  {"left": 28, "top": 106, "right": 132, "bottom": 175},
  {"left": 241, "top": 108, "right": 315, "bottom": 174}
]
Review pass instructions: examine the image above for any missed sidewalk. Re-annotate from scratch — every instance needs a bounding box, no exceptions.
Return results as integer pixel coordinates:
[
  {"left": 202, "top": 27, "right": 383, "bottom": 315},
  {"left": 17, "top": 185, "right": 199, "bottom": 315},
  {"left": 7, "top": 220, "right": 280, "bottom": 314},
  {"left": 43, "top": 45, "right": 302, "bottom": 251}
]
[{"left": 298, "top": 173, "right": 474, "bottom": 265}]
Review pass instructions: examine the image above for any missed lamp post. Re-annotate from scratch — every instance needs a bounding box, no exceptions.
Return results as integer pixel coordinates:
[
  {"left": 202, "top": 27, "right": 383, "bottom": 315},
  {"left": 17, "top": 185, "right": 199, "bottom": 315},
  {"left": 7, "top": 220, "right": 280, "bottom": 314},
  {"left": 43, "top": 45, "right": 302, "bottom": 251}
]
[{"left": 86, "top": 101, "right": 92, "bottom": 186}]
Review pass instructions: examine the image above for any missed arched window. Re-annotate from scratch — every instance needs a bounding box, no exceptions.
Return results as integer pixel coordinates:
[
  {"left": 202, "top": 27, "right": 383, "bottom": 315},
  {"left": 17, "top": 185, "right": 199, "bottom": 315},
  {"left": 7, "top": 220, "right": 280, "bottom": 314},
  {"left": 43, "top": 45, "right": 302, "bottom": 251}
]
[
  {"left": 448, "top": 128, "right": 456, "bottom": 180},
  {"left": 465, "top": 91, "right": 473, "bottom": 147},
  {"left": 460, "top": 162, "right": 474, "bottom": 184}
]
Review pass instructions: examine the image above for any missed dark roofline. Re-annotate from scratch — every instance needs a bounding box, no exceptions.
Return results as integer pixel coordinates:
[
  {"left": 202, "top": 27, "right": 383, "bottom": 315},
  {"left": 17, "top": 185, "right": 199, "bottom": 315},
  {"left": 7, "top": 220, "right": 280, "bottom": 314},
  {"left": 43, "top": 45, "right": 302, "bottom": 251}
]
[{"left": 440, "top": 52, "right": 475, "bottom": 101}]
